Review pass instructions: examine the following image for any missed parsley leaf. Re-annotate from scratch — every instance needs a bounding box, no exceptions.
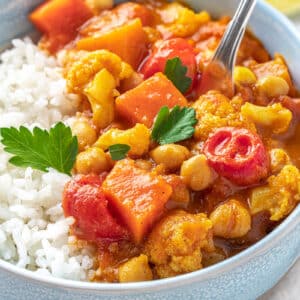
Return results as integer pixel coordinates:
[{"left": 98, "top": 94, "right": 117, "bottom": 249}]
[
  {"left": 164, "top": 57, "right": 192, "bottom": 94},
  {"left": 151, "top": 105, "right": 197, "bottom": 145},
  {"left": 0, "top": 122, "right": 78, "bottom": 175},
  {"left": 108, "top": 144, "right": 131, "bottom": 160}
]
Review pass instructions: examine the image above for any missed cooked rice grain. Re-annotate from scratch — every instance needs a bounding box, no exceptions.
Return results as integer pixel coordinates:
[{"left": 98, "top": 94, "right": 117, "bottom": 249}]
[{"left": 0, "top": 39, "right": 94, "bottom": 280}]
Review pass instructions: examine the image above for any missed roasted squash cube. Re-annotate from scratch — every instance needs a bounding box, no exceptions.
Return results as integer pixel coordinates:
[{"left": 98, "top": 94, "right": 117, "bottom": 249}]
[
  {"left": 30, "top": 0, "right": 93, "bottom": 53},
  {"left": 116, "top": 73, "right": 188, "bottom": 127},
  {"left": 102, "top": 159, "right": 172, "bottom": 243},
  {"left": 77, "top": 19, "right": 147, "bottom": 69}
]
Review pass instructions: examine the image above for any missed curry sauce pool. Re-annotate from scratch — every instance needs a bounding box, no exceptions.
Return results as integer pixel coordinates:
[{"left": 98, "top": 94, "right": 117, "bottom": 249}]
[{"left": 0, "top": 0, "right": 299, "bottom": 283}]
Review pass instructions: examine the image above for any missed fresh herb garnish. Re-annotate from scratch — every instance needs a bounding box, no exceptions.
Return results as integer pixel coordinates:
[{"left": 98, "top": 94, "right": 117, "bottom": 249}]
[
  {"left": 164, "top": 57, "right": 192, "bottom": 94},
  {"left": 0, "top": 122, "right": 78, "bottom": 175},
  {"left": 151, "top": 105, "right": 197, "bottom": 145},
  {"left": 108, "top": 144, "right": 131, "bottom": 161}
]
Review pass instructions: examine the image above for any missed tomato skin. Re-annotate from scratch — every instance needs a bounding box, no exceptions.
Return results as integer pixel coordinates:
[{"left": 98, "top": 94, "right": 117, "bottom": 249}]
[
  {"left": 140, "top": 38, "right": 197, "bottom": 91},
  {"left": 63, "top": 174, "right": 129, "bottom": 242},
  {"left": 203, "top": 127, "right": 269, "bottom": 186}
]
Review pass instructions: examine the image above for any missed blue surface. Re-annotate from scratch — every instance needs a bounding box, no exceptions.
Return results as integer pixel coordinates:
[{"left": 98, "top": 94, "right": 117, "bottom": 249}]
[{"left": 0, "top": 0, "right": 300, "bottom": 299}]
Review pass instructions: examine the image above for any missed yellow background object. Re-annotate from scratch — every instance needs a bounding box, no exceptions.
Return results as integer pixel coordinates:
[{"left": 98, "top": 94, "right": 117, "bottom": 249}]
[{"left": 266, "top": 0, "right": 300, "bottom": 15}]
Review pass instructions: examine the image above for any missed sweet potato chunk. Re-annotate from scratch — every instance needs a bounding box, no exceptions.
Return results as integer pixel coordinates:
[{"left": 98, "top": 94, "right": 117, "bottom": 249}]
[
  {"left": 79, "top": 2, "right": 153, "bottom": 37},
  {"left": 63, "top": 174, "right": 129, "bottom": 241},
  {"left": 77, "top": 19, "right": 147, "bottom": 69},
  {"left": 116, "top": 73, "right": 188, "bottom": 127},
  {"left": 30, "top": 0, "right": 93, "bottom": 53},
  {"left": 102, "top": 159, "right": 172, "bottom": 243}
]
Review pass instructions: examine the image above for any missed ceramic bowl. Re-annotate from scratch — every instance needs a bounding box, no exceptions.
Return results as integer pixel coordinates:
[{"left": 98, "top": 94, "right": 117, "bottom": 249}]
[{"left": 0, "top": 0, "right": 299, "bottom": 299}]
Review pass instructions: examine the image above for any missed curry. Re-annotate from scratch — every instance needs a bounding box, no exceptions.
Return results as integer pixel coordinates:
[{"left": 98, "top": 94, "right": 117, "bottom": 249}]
[{"left": 28, "top": 0, "right": 300, "bottom": 283}]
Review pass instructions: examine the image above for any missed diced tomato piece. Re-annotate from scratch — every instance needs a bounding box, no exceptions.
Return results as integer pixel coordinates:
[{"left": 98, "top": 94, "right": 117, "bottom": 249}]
[
  {"left": 116, "top": 72, "right": 188, "bottom": 127},
  {"left": 102, "top": 159, "right": 172, "bottom": 243},
  {"left": 63, "top": 174, "right": 129, "bottom": 242},
  {"left": 203, "top": 127, "right": 269, "bottom": 186},
  {"left": 141, "top": 38, "right": 197, "bottom": 91},
  {"left": 30, "top": 0, "right": 93, "bottom": 53}
]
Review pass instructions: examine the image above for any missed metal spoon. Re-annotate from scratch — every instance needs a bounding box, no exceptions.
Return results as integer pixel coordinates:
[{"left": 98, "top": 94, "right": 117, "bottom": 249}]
[{"left": 197, "top": 0, "right": 257, "bottom": 98}]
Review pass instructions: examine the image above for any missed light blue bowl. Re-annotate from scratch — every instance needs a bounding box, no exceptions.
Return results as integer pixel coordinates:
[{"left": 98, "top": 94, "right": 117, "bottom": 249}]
[{"left": 0, "top": 1, "right": 300, "bottom": 299}]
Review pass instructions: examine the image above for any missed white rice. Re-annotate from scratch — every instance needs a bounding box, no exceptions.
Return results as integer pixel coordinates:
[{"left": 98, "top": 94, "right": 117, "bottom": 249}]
[{"left": 0, "top": 38, "right": 94, "bottom": 280}]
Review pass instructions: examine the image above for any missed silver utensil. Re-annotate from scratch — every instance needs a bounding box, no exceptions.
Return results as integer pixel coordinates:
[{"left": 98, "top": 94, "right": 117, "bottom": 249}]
[{"left": 198, "top": 0, "right": 257, "bottom": 97}]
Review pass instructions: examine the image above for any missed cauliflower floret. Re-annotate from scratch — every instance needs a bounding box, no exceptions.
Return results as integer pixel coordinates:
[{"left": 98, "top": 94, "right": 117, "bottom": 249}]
[
  {"left": 59, "top": 49, "right": 89, "bottom": 74},
  {"left": 66, "top": 50, "right": 128, "bottom": 93},
  {"left": 241, "top": 102, "right": 292, "bottom": 134},
  {"left": 250, "top": 165, "right": 300, "bottom": 221},
  {"left": 157, "top": 3, "right": 210, "bottom": 38},
  {"left": 84, "top": 68, "right": 117, "bottom": 128},
  {"left": 192, "top": 91, "right": 256, "bottom": 140},
  {"left": 66, "top": 50, "right": 134, "bottom": 128},
  {"left": 95, "top": 123, "right": 150, "bottom": 156},
  {"left": 144, "top": 210, "right": 213, "bottom": 278}
]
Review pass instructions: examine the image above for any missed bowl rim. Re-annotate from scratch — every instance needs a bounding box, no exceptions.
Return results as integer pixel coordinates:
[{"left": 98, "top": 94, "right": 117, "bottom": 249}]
[{"left": 0, "top": 0, "right": 300, "bottom": 294}]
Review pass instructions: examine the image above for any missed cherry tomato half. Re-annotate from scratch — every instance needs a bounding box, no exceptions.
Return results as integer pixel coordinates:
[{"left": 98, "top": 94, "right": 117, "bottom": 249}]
[
  {"left": 203, "top": 127, "right": 269, "bottom": 186},
  {"left": 140, "top": 38, "right": 197, "bottom": 92},
  {"left": 63, "top": 174, "right": 129, "bottom": 242}
]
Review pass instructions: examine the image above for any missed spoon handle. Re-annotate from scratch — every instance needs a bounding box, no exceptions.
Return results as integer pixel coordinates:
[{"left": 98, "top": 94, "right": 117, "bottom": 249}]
[{"left": 213, "top": 0, "right": 257, "bottom": 71}]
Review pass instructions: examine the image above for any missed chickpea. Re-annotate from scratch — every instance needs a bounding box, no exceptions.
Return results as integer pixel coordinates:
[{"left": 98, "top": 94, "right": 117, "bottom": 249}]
[
  {"left": 150, "top": 144, "right": 190, "bottom": 171},
  {"left": 233, "top": 66, "right": 257, "bottom": 85},
  {"left": 256, "top": 75, "right": 289, "bottom": 98},
  {"left": 209, "top": 200, "right": 251, "bottom": 239},
  {"left": 118, "top": 255, "right": 153, "bottom": 283},
  {"left": 72, "top": 118, "right": 97, "bottom": 152},
  {"left": 75, "top": 147, "right": 110, "bottom": 174},
  {"left": 180, "top": 154, "right": 215, "bottom": 191}
]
